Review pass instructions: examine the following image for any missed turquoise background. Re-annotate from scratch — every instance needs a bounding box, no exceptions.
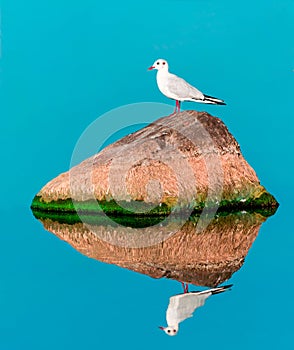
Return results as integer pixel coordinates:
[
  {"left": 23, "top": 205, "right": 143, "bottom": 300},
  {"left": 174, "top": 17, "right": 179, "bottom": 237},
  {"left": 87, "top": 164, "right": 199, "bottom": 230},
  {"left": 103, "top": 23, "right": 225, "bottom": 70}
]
[{"left": 1, "top": 0, "right": 293, "bottom": 349}]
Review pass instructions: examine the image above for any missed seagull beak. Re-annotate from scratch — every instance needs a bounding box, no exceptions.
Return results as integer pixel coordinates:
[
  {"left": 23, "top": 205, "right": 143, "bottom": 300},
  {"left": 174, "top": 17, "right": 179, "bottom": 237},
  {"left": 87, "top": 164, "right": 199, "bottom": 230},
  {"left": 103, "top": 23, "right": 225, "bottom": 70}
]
[
  {"left": 148, "top": 66, "right": 155, "bottom": 70},
  {"left": 158, "top": 326, "right": 165, "bottom": 331}
]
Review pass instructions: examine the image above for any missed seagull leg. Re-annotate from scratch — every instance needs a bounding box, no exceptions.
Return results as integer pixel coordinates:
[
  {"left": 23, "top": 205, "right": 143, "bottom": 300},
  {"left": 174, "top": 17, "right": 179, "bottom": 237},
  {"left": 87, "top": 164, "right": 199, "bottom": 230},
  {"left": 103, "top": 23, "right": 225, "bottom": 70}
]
[
  {"left": 173, "top": 101, "right": 182, "bottom": 114},
  {"left": 181, "top": 282, "right": 189, "bottom": 293},
  {"left": 172, "top": 102, "right": 177, "bottom": 114},
  {"left": 174, "top": 100, "right": 179, "bottom": 114}
]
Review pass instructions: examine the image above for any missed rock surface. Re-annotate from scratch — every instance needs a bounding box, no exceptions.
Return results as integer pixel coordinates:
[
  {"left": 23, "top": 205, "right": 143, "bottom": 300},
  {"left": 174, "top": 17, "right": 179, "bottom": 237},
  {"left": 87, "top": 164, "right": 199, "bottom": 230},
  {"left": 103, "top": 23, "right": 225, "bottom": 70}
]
[{"left": 32, "top": 111, "right": 278, "bottom": 214}]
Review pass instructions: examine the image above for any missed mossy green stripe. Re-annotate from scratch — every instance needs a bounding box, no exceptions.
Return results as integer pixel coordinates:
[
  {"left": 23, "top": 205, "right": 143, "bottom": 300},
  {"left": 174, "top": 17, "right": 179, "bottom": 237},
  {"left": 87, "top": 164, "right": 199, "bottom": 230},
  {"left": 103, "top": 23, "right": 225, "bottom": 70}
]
[{"left": 31, "top": 192, "right": 278, "bottom": 219}]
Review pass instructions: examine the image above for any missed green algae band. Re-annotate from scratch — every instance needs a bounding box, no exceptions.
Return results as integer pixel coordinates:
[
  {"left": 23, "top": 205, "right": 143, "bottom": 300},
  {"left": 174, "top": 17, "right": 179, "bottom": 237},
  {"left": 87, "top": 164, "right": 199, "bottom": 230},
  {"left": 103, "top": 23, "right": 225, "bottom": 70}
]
[
  {"left": 31, "top": 192, "right": 278, "bottom": 218},
  {"left": 31, "top": 110, "right": 278, "bottom": 216},
  {"left": 31, "top": 196, "right": 171, "bottom": 216}
]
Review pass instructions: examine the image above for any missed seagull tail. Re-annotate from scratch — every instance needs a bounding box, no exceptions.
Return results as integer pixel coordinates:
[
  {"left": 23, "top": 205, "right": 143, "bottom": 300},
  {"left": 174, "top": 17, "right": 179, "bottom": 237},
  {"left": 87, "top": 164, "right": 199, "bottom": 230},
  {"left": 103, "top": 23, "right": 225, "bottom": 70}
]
[
  {"left": 203, "top": 94, "right": 226, "bottom": 105},
  {"left": 210, "top": 284, "right": 233, "bottom": 295}
]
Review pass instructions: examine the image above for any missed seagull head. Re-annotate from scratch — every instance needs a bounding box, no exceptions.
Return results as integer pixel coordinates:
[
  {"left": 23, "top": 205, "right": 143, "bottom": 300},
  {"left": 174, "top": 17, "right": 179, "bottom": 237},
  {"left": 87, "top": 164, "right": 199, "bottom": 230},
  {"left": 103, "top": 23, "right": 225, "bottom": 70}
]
[
  {"left": 158, "top": 326, "right": 178, "bottom": 336},
  {"left": 148, "top": 59, "right": 169, "bottom": 71}
]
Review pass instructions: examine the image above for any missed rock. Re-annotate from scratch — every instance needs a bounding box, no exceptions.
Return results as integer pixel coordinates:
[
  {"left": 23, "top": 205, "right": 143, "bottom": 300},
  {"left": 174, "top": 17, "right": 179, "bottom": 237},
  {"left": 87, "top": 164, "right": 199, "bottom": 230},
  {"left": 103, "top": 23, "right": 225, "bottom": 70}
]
[
  {"left": 31, "top": 111, "right": 278, "bottom": 214},
  {"left": 37, "top": 211, "right": 268, "bottom": 287}
]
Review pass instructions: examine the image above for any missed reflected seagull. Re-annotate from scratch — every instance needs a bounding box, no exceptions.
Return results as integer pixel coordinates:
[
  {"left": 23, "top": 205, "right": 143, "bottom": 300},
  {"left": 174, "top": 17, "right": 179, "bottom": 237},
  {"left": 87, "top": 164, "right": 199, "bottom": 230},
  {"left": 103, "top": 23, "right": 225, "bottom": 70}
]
[{"left": 159, "top": 283, "right": 232, "bottom": 336}]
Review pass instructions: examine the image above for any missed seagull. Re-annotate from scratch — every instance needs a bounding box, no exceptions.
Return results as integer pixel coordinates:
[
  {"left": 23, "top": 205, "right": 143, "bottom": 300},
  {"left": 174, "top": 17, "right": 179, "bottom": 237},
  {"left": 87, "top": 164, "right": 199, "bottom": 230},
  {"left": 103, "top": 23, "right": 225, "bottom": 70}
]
[
  {"left": 159, "top": 283, "right": 232, "bottom": 336},
  {"left": 148, "top": 59, "right": 226, "bottom": 113}
]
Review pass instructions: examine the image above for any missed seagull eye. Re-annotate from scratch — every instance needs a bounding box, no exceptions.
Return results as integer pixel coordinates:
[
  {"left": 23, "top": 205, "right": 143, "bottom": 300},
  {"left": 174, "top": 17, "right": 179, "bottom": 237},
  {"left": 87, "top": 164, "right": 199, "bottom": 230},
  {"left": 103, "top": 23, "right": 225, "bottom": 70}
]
[
  {"left": 163, "top": 62, "right": 166, "bottom": 65},
  {"left": 167, "top": 330, "right": 171, "bottom": 333},
  {"left": 173, "top": 330, "right": 176, "bottom": 333},
  {"left": 157, "top": 62, "right": 159, "bottom": 65}
]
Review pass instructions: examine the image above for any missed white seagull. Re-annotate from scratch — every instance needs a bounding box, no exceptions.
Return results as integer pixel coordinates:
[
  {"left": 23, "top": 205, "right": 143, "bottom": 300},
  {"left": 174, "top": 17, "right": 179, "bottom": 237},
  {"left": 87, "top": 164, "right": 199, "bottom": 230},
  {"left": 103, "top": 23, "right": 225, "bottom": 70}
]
[
  {"left": 148, "top": 59, "right": 226, "bottom": 113},
  {"left": 159, "top": 284, "right": 232, "bottom": 336}
]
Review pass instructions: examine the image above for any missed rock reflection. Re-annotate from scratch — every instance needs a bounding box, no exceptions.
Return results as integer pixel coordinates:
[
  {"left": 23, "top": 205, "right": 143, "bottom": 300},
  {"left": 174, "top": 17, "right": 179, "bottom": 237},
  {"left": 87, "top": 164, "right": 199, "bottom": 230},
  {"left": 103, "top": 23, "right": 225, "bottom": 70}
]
[{"left": 36, "top": 210, "right": 270, "bottom": 287}]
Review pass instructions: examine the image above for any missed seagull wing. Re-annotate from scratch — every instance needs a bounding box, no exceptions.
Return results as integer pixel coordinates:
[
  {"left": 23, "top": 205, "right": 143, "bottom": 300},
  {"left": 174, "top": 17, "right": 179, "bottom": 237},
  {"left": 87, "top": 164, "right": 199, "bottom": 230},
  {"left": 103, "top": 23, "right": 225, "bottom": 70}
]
[
  {"left": 166, "top": 292, "right": 212, "bottom": 326},
  {"left": 166, "top": 73, "right": 204, "bottom": 100}
]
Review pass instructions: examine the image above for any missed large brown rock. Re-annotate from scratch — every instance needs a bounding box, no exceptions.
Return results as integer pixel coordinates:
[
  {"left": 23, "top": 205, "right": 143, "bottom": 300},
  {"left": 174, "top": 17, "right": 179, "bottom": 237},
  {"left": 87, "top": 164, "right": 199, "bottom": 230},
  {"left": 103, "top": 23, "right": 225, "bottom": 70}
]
[{"left": 32, "top": 110, "right": 278, "bottom": 213}]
